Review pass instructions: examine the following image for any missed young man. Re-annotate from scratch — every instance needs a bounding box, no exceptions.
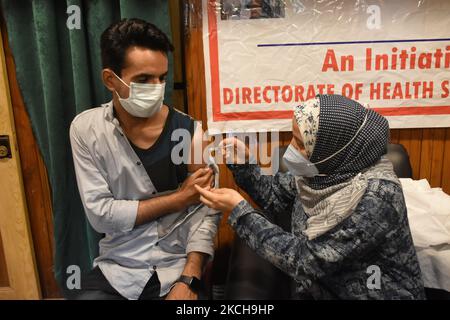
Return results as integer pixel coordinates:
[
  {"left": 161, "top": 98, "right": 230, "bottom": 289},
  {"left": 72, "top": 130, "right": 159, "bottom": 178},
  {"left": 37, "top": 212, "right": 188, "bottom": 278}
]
[{"left": 69, "top": 18, "right": 220, "bottom": 300}]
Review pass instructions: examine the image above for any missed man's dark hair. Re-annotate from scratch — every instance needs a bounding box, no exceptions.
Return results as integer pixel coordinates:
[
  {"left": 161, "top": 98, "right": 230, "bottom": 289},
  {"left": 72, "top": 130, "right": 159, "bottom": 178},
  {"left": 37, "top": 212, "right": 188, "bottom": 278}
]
[{"left": 101, "top": 18, "right": 174, "bottom": 75}]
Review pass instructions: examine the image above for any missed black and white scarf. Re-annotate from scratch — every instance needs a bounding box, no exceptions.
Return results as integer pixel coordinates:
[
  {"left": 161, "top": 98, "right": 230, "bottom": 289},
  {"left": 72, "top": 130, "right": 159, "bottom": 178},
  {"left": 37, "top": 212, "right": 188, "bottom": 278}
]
[{"left": 307, "top": 94, "right": 390, "bottom": 190}]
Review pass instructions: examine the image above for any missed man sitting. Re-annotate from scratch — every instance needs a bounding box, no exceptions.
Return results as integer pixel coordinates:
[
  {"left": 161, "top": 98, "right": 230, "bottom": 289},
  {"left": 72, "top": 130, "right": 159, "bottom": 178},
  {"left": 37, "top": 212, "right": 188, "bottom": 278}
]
[{"left": 69, "top": 18, "right": 220, "bottom": 300}]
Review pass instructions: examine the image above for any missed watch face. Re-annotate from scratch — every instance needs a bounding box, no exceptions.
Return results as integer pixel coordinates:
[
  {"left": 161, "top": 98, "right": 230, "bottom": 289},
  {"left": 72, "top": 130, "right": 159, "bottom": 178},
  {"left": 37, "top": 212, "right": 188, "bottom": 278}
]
[{"left": 190, "top": 277, "right": 202, "bottom": 292}]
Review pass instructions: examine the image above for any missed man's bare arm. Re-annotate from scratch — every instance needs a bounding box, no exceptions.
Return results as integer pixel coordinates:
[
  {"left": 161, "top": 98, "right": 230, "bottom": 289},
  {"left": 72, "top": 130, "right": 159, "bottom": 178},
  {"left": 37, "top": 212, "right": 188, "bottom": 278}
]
[
  {"left": 181, "top": 251, "right": 208, "bottom": 279},
  {"left": 188, "top": 122, "right": 210, "bottom": 173},
  {"left": 135, "top": 191, "right": 184, "bottom": 226},
  {"left": 165, "top": 251, "right": 208, "bottom": 300}
]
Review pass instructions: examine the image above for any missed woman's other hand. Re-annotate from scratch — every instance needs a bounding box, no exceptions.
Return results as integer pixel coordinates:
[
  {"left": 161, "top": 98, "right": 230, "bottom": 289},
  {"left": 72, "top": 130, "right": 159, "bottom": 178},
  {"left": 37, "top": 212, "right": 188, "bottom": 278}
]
[
  {"left": 219, "top": 137, "right": 252, "bottom": 164},
  {"left": 194, "top": 185, "right": 245, "bottom": 212}
]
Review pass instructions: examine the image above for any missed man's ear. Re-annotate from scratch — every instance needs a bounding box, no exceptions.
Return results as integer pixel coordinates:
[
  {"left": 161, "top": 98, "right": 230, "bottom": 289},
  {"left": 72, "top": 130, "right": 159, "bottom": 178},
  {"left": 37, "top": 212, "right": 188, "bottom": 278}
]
[{"left": 102, "top": 68, "right": 116, "bottom": 92}]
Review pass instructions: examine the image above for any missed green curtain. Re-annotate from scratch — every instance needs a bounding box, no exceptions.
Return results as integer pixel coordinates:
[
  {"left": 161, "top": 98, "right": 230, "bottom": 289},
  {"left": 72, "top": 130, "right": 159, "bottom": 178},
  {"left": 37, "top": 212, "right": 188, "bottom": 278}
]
[{"left": 1, "top": 0, "right": 173, "bottom": 296}]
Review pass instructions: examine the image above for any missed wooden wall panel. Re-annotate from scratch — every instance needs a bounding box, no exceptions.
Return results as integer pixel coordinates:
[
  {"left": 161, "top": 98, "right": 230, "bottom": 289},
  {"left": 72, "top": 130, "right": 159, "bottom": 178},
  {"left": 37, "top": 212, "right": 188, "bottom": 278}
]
[
  {"left": 390, "top": 130, "right": 400, "bottom": 144},
  {"left": 388, "top": 128, "right": 449, "bottom": 191},
  {"left": 169, "top": 0, "right": 187, "bottom": 112},
  {"left": 184, "top": 0, "right": 207, "bottom": 130},
  {"left": 419, "top": 129, "right": 434, "bottom": 182},
  {"left": 442, "top": 129, "right": 450, "bottom": 193},
  {"left": 0, "top": 229, "right": 9, "bottom": 287},
  {"left": 407, "top": 129, "right": 423, "bottom": 180}
]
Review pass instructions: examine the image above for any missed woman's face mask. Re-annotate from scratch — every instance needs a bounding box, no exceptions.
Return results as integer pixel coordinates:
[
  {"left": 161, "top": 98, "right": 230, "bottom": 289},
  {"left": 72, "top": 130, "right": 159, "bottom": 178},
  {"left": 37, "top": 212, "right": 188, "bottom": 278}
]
[
  {"left": 282, "top": 144, "right": 319, "bottom": 177},
  {"left": 113, "top": 72, "right": 165, "bottom": 118}
]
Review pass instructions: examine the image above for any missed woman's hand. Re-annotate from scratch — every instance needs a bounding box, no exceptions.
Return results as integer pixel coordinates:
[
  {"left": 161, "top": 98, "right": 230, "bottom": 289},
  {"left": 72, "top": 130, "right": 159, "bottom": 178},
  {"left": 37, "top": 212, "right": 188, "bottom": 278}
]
[
  {"left": 194, "top": 185, "right": 245, "bottom": 212},
  {"left": 219, "top": 137, "right": 252, "bottom": 164}
]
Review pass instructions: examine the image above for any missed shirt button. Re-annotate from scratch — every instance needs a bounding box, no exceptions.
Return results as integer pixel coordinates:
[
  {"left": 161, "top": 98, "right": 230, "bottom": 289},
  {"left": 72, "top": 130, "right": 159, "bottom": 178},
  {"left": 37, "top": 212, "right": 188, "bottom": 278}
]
[
  {"left": 155, "top": 242, "right": 159, "bottom": 246},
  {"left": 136, "top": 161, "right": 141, "bottom": 165},
  {"left": 153, "top": 265, "right": 157, "bottom": 270}
]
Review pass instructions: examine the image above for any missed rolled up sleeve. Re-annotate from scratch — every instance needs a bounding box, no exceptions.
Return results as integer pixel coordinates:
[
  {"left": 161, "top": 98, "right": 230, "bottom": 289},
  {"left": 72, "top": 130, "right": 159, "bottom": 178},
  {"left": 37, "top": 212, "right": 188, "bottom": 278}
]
[
  {"left": 185, "top": 209, "right": 221, "bottom": 259},
  {"left": 70, "top": 123, "right": 138, "bottom": 234}
]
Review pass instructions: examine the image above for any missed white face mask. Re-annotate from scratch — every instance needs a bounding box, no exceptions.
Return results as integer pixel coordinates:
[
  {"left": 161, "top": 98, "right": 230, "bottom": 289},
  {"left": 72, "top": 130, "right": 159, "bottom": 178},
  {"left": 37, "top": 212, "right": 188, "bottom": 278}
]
[
  {"left": 113, "top": 72, "right": 165, "bottom": 118},
  {"left": 282, "top": 144, "right": 319, "bottom": 177}
]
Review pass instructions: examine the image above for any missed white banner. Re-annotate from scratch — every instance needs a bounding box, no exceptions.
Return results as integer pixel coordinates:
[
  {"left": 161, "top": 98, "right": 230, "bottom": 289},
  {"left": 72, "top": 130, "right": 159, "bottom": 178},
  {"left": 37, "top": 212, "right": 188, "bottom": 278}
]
[{"left": 202, "top": 0, "right": 450, "bottom": 132}]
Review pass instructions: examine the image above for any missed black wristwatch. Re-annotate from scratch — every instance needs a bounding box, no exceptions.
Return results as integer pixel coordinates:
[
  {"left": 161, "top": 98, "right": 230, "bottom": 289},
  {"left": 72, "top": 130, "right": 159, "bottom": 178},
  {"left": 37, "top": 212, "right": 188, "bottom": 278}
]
[{"left": 176, "top": 275, "right": 203, "bottom": 293}]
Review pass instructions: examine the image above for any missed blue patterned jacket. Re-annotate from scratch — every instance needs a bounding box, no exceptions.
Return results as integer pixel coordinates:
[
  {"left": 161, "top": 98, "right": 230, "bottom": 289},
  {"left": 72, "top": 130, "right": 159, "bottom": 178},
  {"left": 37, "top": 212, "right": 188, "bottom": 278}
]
[{"left": 228, "top": 164, "right": 425, "bottom": 300}]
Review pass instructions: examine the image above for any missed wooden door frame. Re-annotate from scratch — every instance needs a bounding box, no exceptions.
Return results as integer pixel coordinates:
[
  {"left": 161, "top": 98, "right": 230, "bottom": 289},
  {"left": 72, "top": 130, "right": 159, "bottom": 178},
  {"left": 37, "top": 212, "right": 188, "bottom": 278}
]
[
  {"left": 0, "top": 23, "right": 41, "bottom": 300},
  {"left": 0, "top": 12, "right": 60, "bottom": 299}
]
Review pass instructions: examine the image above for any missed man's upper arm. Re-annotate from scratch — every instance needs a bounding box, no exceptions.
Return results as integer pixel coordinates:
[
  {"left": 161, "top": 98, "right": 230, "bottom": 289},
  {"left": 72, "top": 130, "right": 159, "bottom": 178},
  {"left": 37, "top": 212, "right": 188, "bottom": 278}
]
[
  {"left": 187, "top": 121, "right": 209, "bottom": 172},
  {"left": 69, "top": 122, "right": 138, "bottom": 234}
]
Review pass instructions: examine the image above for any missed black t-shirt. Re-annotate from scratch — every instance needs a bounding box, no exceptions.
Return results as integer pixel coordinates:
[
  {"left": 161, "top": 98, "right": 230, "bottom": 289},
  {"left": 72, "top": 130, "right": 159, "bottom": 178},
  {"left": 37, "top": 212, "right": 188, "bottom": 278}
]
[{"left": 129, "top": 107, "right": 195, "bottom": 193}]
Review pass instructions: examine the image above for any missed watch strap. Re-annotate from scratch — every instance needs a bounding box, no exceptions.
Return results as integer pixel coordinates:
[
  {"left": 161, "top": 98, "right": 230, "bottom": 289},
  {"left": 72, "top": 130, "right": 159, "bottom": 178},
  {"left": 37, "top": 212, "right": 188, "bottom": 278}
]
[{"left": 176, "top": 275, "right": 202, "bottom": 293}]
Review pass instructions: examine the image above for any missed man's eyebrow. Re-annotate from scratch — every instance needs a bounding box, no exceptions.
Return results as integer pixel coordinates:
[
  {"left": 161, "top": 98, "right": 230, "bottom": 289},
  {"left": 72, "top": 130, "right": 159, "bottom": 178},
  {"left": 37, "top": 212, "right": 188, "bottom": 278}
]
[
  {"left": 132, "top": 73, "right": 155, "bottom": 78},
  {"left": 132, "top": 72, "right": 168, "bottom": 78}
]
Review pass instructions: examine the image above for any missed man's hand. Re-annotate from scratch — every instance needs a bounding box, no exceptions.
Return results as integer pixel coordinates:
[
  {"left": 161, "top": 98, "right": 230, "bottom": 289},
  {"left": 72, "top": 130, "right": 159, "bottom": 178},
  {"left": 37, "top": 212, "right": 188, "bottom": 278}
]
[
  {"left": 165, "top": 282, "right": 198, "bottom": 300},
  {"left": 135, "top": 168, "right": 214, "bottom": 227},
  {"left": 195, "top": 185, "right": 245, "bottom": 212},
  {"left": 177, "top": 167, "right": 214, "bottom": 208}
]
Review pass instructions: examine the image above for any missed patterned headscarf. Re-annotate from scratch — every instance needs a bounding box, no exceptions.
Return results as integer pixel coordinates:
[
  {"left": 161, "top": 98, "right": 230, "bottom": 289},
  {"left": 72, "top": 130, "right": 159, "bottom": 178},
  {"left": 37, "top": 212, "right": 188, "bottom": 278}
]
[
  {"left": 293, "top": 94, "right": 389, "bottom": 190},
  {"left": 293, "top": 97, "right": 320, "bottom": 158},
  {"left": 292, "top": 95, "right": 394, "bottom": 240}
]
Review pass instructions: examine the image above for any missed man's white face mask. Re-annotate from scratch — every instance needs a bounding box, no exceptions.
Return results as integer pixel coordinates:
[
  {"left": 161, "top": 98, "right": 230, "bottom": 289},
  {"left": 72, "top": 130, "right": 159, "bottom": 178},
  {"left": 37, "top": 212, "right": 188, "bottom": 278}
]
[{"left": 113, "top": 72, "right": 165, "bottom": 118}]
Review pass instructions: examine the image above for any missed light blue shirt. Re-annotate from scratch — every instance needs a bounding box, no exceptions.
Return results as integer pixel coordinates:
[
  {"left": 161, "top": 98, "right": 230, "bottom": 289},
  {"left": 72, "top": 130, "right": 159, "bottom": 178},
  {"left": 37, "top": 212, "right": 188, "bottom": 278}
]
[{"left": 69, "top": 101, "right": 220, "bottom": 299}]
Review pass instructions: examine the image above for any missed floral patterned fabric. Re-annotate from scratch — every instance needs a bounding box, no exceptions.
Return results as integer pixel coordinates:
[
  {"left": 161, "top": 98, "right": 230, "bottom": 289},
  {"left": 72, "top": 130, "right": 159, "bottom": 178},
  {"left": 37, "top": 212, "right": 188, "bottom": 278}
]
[{"left": 293, "top": 97, "right": 320, "bottom": 157}]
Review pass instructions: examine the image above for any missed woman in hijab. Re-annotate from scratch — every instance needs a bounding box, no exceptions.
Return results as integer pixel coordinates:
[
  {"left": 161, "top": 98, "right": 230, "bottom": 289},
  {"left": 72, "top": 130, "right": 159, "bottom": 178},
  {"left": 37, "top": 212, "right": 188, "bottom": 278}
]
[{"left": 195, "top": 94, "right": 425, "bottom": 299}]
